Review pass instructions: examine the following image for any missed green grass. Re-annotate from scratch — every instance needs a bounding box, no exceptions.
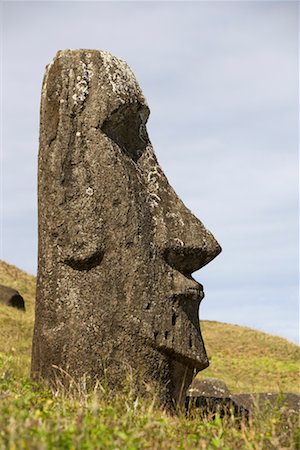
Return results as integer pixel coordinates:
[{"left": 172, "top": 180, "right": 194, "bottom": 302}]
[
  {"left": 0, "top": 260, "right": 299, "bottom": 449},
  {"left": 0, "top": 375, "right": 299, "bottom": 450},
  {"left": 201, "top": 321, "right": 300, "bottom": 394}
]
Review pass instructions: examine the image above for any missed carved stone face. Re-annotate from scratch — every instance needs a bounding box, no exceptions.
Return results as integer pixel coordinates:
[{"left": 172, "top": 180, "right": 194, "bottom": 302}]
[{"left": 31, "top": 50, "right": 221, "bottom": 408}]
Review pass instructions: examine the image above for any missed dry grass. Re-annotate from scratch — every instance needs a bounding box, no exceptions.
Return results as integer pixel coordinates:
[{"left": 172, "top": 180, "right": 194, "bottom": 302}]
[
  {"left": 201, "top": 321, "right": 300, "bottom": 394},
  {"left": 0, "top": 259, "right": 299, "bottom": 394},
  {"left": 0, "top": 259, "right": 299, "bottom": 449}
]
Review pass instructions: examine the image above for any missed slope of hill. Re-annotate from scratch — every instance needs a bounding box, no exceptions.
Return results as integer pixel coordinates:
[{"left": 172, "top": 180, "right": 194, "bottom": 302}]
[
  {"left": 0, "top": 259, "right": 299, "bottom": 393},
  {"left": 0, "top": 260, "right": 299, "bottom": 449}
]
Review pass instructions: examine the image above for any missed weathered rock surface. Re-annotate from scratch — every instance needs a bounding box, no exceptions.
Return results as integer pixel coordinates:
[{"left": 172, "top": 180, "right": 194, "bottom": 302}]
[
  {"left": 31, "top": 49, "right": 221, "bottom": 409},
  {"left": 232, "top": 392, "right": 300, "bottom": 417},
  {"left": 187, "top": 377, "right": 231, "bottom": 397},
  {"left": 185, "top": 395, "right": 249, "bottom": 420},
  {"left": 0, "top": 284, "right": 25, "bottom": 310},
  {"left": 186, "top": 378, "right": 248, "bottom": 419},
  {"left": 186, "top": 377, "right": 299, "bottom": 419}
]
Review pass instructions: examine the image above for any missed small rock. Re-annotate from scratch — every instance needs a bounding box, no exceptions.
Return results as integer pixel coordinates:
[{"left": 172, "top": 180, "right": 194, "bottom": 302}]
[
  {"left": 185, "top": 395, "right": 249, "bottom": 421},
  {"left": 232, "top": 392, "right": 300, "bottom": 416},
  {"left": 0, "top": 285, "right": 25, "bottom": 310},
  {"left": 187, "top": 378, "right": 231, "bottom": 397}
]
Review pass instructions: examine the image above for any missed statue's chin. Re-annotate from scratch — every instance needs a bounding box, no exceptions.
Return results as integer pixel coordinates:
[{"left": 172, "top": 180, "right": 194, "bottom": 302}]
[{"left": 159, "top": 343, "right": 209, "bottom": 372}]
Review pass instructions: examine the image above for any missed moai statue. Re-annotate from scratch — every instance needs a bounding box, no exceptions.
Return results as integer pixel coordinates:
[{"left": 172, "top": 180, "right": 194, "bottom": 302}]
[{"left": 31, "top": 50, "right": 221, "bottom": 409}]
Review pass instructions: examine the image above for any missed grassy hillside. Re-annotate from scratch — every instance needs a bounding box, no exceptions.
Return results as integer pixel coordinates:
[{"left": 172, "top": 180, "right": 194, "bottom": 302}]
[
  {"left": 0, "top": 261, "right": 36, "bottom": 380},
  {"left": 202, "top": 321, "right": 299, "bottom": 394},
  {"left": 0, "top": 259, "right": 298, "bottom": 394},
  {"left": 0, "top": 260, "right": 299, "bottom": 449}
]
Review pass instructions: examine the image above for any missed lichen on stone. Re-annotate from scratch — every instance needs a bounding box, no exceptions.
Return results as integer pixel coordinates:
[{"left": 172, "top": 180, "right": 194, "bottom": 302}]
[
  {"left": 100, "top": 51, "right": 145, "bottom": 104},
  {"left": 72, "top": 60, "right": 94, "bottom": 106}
]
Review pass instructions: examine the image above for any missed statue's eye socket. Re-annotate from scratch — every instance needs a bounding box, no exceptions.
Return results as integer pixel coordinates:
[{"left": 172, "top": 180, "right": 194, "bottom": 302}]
[{"left": 101, "top": 103, "right": 150, "bottom": 162}]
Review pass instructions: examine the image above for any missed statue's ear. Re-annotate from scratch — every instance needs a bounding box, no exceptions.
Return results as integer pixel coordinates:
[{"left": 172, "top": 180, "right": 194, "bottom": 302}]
[
  {"left": 43, "top": 152, "right": 105, "bottom": 271},
  {"left": 56, "top": 194, "right": 105, "bottom": 271},
  {"left": 48, "top": 136, "right": 106, "bottom": 270},
  {"left": 39, "top": 57, "right": 105, "bottom": 272}
]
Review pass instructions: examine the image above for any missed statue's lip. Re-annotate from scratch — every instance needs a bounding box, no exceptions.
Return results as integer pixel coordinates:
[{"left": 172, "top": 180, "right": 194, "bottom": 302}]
[{"left": 181, "top": 283, "right": 205, "bottom": 301}]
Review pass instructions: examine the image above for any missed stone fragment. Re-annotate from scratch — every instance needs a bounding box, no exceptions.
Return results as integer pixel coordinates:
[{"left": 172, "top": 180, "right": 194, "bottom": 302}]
[
  {"left": 232, "top": 393, "right": 300, "bottom": 417},
  {"left": 31, "top": 49, "right": 221, "bottom": 409},
  {"left": 187, "top": 378, "right": 231, "bottom": 398},
  {"left": 0, "top": 285, "right": 25, "bottom": 310},
  {"left": 185, "top": 395, "right": 249, "bottom": 420}
]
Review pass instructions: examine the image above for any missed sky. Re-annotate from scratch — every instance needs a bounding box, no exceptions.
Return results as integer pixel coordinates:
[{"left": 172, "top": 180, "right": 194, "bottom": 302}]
[{"left": 1, "top": 1, "right": 299, "bottom": 343}]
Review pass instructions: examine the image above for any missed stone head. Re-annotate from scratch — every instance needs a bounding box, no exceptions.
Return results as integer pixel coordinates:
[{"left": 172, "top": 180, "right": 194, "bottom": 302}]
[{"left": 31, "top": 50, "right": 221, "bottom": 408}]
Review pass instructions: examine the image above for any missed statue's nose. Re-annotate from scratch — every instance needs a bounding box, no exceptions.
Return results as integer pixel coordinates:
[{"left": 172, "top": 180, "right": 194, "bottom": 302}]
[
  {"left": 157, "top": 203, "right": 221, "bottom": 276},
  {"left": 138, "top": 144, "right": 221, "bottom": 276},
  {"left": 161, "top": 228, "right": 221, "bottom": 276}
]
